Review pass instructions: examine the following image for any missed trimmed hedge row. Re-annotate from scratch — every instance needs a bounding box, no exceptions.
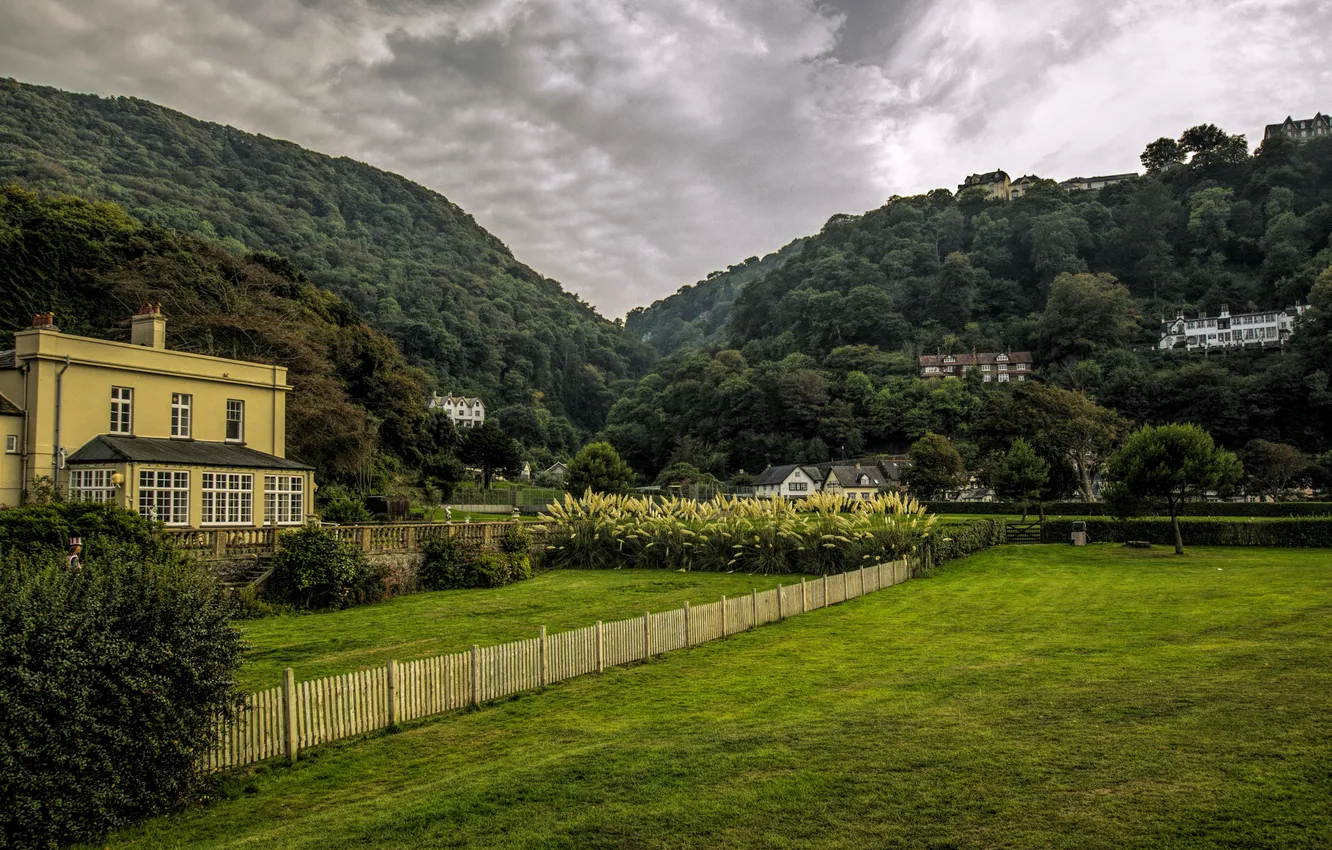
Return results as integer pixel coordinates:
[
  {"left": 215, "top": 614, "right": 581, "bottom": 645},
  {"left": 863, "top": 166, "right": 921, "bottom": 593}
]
[
  {"left": 925, "top": 501, "right": 1332, "bottom": 517},
  {"left": 1039, "top": 517, "right": 1332, "bottom": 547},
  {"left": 917, "top": 518, "right": 1007, "bottom": 573}
]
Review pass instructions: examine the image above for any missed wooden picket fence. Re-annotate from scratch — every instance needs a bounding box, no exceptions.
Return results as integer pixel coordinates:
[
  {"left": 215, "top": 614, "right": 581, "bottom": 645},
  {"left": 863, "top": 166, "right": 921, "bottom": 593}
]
[{"left": 204, "top": 558, "right": 912, "bottom": 772}]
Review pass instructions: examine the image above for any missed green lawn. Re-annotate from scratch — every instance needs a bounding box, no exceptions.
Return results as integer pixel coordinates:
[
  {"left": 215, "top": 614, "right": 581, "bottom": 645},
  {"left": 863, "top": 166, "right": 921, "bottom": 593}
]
[
  {"left": 106, "top": 545, "right": 1332, "bottom": 849},
  {"left": 238, "top": 570, "right": 812, "bottom": 691}
]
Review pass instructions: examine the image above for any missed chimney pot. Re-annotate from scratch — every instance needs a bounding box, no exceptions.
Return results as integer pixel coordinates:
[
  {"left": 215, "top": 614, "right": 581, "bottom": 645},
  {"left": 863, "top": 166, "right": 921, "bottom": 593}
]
[{"left": 31, "top": 312, "right": 56, "bottom": 329}]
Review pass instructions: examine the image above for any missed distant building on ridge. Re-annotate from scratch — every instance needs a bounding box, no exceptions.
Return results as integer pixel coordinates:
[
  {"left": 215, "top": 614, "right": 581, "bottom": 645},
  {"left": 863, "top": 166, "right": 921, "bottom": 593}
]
[
  {"left": 1264, "top": 113, "right": 1331, "bottom": 144},
  {"left": 429, "top": 393, "right": 485, "bottom": 430},
  {"left": 957, "top": 170, "right": 1011, "bottom": 200},
  {"left": 1157, "top": 304, "right": 1307, "bottom": 351},
  {"left": 918, "top": 352, "right": 1034, "bottom": 383}
]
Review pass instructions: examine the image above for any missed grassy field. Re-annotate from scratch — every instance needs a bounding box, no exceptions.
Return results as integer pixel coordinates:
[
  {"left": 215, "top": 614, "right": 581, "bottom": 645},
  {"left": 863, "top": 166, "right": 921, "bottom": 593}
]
[
  {"left": 238, "top": 570, "right": 811, "bottom": 691},
  {"left": 105, "top": 545, "right": 1332, "bottom": 849}
]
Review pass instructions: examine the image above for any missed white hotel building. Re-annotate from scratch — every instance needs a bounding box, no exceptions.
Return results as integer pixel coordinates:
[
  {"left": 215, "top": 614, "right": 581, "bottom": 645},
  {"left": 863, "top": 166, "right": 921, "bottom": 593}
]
[
  {"left": 1158, "top": 304, "right": 1306, "bottom": 351},
  {"left": 428, "top": 394, "right": 486, "bottom": 429}
]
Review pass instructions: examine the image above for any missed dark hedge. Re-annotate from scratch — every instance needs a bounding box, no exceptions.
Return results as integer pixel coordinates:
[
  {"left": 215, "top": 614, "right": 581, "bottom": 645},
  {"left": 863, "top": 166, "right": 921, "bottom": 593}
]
[
  {"left": 1038, "top": 517, "right": 1332, "bottom": 547},
  {"left": 925, "top": 501, "right": 1332, "bottom": 518},
  {"left": 916, "top": 518, "right": 1007, "bottom": 574},
  {"left": 0, "top": 551, "right": 243, "bottom": 849}
]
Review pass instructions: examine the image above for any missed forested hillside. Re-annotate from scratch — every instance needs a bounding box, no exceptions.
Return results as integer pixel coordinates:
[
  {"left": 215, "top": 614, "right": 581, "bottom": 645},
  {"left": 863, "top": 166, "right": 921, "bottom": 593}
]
[
  {"left": 0, "top": 185, "right": 461, "bottom": 490},
  {"left": 604, "top": 127, "right": 1332, "bottom": 485},
  {"left": 625, "top": 239, "right": 804, "bottom": 356},
  {"left": 0, "top": 78, "right": 653, "bottom": 450}
]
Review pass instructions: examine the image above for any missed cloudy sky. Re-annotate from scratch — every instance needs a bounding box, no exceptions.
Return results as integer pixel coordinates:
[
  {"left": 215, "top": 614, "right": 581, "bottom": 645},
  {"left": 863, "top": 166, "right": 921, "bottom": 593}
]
[{"left": 2, "top": 1, "right": 1329, "bottom": 317}]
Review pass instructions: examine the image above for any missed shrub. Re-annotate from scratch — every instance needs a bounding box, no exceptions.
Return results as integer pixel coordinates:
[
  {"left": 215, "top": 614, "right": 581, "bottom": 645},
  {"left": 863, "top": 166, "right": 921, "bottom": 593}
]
[
  {"left": 315, "top": 484, "right": 372, "bottom": 524},
  {"left": 419, "top": 532, "right": 531, "bottom": 590},
  {"left": 1039, "top": 517, "right": 1332, "bottom": 547},
  {"left": 923, "top": 501, "right": 1332, "bottom": 518},
  {"left": 266, "top": 523, "right": 387, "bottom": 610},
  {"left": 917, "top": 519, "right": 1007, "bottom": 574},
  {"left": 0, "top": 500, "right": 165, "bottom": 562},
  {"left": 0, "top": 550, "right": 243, "bottom": 849},
  {"left": 419, "top": 534, "right": 477, "bottom": 590}
]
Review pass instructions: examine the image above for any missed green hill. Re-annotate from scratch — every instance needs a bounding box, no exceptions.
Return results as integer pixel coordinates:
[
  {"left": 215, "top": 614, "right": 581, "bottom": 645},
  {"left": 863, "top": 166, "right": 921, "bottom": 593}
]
[
  {"left": 0, "top": 78, "right": 653, "bottom": 450},
  {"left": 604, "top": 128, "right": 1332, "bottom": 481}
]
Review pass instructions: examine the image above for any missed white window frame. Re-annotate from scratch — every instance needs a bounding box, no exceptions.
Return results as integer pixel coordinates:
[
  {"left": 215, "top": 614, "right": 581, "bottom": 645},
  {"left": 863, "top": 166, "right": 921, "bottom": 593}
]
[
  {"left": 264, "top": 475, "right": 305, "bottom": 526},
  {"left": 110, "top": 386, "right": 133, "bottom": 435},
  {"left": 139, "top": 470, "right": 190, "bottom": 525},
  {"left": 4, "top": 435, "right": 16, "bottom": 454},
  {"left": 171, "top": 393, "right": 192, "bottom": 438},
  {"left": 225, "top": 399, "right": 245, "bottom": 443},
  {"left": 201, "top": 472, "right": 253, "bottom": 525},
  {"left": 68, "top": 468, "right": 117, "bottom": 503}
]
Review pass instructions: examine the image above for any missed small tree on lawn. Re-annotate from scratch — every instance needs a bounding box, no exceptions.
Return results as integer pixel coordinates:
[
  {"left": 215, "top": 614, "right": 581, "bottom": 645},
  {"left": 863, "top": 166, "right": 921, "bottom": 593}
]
[
  {"left": 902, "top": 433, "right": 965, "bottom": 501},
  {"left": 990, "top": 438, "right": 1050, "bottom": 519},
  {"left": 1104, "top": 423, "right": 1243, "bottom": 555},
  {"left": 1241, "top": 439, "right": 1310, "bottom": 500},
  {"left": 567, "top": 442, "right": 635, "bottom": 494}
]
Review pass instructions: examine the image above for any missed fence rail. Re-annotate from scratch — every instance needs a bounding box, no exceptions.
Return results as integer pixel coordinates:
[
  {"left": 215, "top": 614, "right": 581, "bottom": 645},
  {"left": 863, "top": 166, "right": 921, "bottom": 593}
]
[
  {"left": 167, "top": 521, "right": 541, "bottom": 559},
  {"left": 205, "top": 558, "right": 912, "bottom": 772}
]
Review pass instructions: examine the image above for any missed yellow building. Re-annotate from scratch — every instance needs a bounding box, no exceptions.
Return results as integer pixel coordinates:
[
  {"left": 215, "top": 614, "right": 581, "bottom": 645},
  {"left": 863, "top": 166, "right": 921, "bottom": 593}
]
[
  {"left": 0, "top": 307, "right": 314, "bottom": 527},
  {"left": 821, "top": 465, "right": 885, "bottom": 501}
]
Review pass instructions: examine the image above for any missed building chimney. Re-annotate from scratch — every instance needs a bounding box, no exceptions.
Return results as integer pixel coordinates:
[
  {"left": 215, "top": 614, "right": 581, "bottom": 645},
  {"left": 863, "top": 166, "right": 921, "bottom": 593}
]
[
  {"left": 130, "top": 303, "right": 166, "bottom": 349},
  {"left": 1219, "top": 303, "right": 1230, "bottom": 318},
  {"left": 31, "top": 312, "right": 56, "bottom": 330}
]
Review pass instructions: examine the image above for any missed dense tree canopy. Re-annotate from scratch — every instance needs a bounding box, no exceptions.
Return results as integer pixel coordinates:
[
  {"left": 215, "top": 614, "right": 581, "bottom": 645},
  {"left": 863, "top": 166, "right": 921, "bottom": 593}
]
[{"left": 0, "top": 79, "right": 654, "bottom": 449}]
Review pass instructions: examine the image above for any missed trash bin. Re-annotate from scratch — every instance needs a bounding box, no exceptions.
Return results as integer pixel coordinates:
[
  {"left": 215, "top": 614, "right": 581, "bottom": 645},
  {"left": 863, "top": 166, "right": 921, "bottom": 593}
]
[{"left": 1070, "top": 520, "right": 1088, "bottom": 546}]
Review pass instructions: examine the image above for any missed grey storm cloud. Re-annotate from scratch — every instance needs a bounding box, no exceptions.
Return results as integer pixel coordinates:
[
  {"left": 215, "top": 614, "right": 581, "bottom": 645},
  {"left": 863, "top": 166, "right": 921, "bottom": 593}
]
[{"left": 2, "top": 0, "right": 1330, "bottom": 317}]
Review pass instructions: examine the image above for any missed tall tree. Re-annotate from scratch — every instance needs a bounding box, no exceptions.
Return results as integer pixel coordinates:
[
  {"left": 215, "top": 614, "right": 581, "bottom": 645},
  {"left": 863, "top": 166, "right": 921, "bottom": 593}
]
[
  {"left": 567, "top": 441, "right": 635, "bottom": 494},
  {"left": 1040, "top": 272, "right": 1140, "bottom": 361},
  {"left": 1241, "top": 439, "right": 1310, "bottom": 499},
  {"left": 460, "top": 423, "right": 521, "bottom": 490},
  {"left": 1141, "top": 137, "right": 1186, "bottom": 172},
  {"left": 989, "top": 438, "right": 1050, "bottom": 519},
  {"left": 902, "top": 433, "right": 966, "bottom": 500},
  {"left": 1104, "top": 423, "right": 1243, "bottom": 554}
]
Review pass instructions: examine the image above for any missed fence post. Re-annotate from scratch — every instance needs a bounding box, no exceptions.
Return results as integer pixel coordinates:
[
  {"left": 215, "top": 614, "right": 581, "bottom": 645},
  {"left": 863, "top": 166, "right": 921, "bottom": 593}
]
[
  {"left": 777, "top": 584, "right": 783, "bottom": 620},
  {"left": 859, "top": 567, "right": 866, "bottom": 597},
  {"left": 644, "top": 610, "right": 652, "bottom": 658},
  {"left": 539, "top": 625, "right": 548, "bottom": 687},
  {"left": 213, "top": 531, "right": 225, "bottom": 558},
  {"left": 750, "top": 588, "right": 757, "bottom": 628},
  {"left": 801, "top": 577, "right": 807, "bottom": 613},
  {"left": 386, "top": 659, "right": 398, "bottom": 727},
  {"left": 470, "top": 645, "right": 480, "bottom": 707},
  {"left": 721, "top": 596, "right": 728, "bottom": 635},
  {"left": 842, "top": 571, "right": 848, "bottom": 600},
  {"left": 683, "top": 601, "right": 691, "bottom": 648},
  {"left": 282, "top": 667, "right": 298, "bottom": 763},
  {"left": 596, "top": 621, "right": 604, "bottom": 672},
  {"left": 822, "top": 575, "right": 828, "bottom": 607}
]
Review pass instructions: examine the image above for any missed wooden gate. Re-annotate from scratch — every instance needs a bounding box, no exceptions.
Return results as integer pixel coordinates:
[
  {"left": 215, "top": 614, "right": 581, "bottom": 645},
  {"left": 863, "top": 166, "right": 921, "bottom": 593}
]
[{"left": 1006, "top": 520, "right": 1042, "bottom": 544}]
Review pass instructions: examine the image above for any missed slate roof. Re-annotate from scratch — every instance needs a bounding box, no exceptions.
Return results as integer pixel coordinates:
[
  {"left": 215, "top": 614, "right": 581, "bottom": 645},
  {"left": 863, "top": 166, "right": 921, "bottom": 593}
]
[
  {"left": 755, "top": 464, "right": 821, "bottom": 486},
  {"left": 0, "top": 393, "right": 21, "bottom": 416},
  {"left": 66, "top": 435, "right": 312, "bottom": 470},
  {"left": 0, "top": 350, "right": 14, "bottom": 370},
  {"left": 918, "top": 351, "right": 1034, "bottom": 368},
  {"left": 825, "top": 465, "right": 885, "bottom": 488}
]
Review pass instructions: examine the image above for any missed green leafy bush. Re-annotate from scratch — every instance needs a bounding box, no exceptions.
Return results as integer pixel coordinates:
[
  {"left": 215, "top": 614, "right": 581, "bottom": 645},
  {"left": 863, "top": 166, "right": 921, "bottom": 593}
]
[
  {"left": 0, "top": 550, "right": 243, "bottom": 849},
  {"left": 419, "top": 531, "right": 531, "bottom": 590},
  {"left": 266, "top": 523, "right": 387, "bottom": 610},
  {"left": 499, "top": 524, "right": 533, "bottom": 555},
  {"left": 0, "top": 500, "right": 165, "bottom": 561},
  {"left": 418, "top": 535, "right": 477, "bottom": 590},
  {"left": 918, "top": 519, "right": 1007, "bottom": 574},
  {"left": 315, "top": 485, "right": 372, "bottom": 524}
]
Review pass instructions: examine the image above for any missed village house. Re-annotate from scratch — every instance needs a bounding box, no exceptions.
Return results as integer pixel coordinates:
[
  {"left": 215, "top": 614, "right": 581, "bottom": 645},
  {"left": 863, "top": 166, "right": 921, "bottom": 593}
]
[
  {"left": 429, "top": 393, "right": 486, "bottom": 430},
  {"left": 1264, "top": 113, "right": 1331, "bottom": 144},
  {"left": 754, "top": 464, "right": 824, "bottom": 499},
  {"left": 1059, "top": 173, "right": 1137, "bottom": 192},
  {"left": 0, "top": 307, "right": 314, "bottom": 525},
  {"left": 1157, "top": 304, "right": 1307, "bottom": 351},
  {"left": 821, "top": 464, "right": 885, "bottom": 501},
  {"left": 957, "top": 170, "right": 1011, "bottom": 200},
  {"left": 918, "top": 352, "right": 1034, "bottom": 383},
  {"left": 540, "top": 461, "right": 568, "bottom": 487},
  {"left": 1007, "top": 175, "right": 1042, "bottom": 199}
]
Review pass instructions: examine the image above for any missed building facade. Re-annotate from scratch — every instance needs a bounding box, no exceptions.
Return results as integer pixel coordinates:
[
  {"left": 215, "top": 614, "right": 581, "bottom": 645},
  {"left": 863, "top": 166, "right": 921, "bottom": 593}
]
[
  {"left": 918, "top": 352, "right": 1034, "bottom": 382},
  {"left": 754, "top": 464, "right": 824, "bottom": 499},
  {"left": 1157, "top": 304, "right": 1307, "bottom": 351},
  {"left": 1264, "top": 114, "right": 1331, "bottom": 144},
  {"left": 429, "top": 393, "right": 486, "bottom": 430},
  {"left": 0, "top": 307, "right": 314, "bottom": 525},
  {"left": 821, "top": 465, "right": 885, "bottom": 500},
  {"left": 1008, "top": 175, "right": 1042, "bottom": 199},
  {"left": 957, "top": 170, "right": 1011, "bottom": 200},
  {"left": 1059, "top": 173, "right": 1137, "bottom": 192}
]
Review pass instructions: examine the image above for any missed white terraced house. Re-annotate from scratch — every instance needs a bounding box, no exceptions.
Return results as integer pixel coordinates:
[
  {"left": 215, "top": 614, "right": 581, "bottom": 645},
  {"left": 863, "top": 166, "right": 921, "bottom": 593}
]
[
  {"left": 1157, "top": 304, "right": 1307, "bottom": 351},
  {"left": 754, "top": 464, "right": 824, "bottom": 499},
  {"left": 429, "top": 394, "right": 485, "bottom": 430}
]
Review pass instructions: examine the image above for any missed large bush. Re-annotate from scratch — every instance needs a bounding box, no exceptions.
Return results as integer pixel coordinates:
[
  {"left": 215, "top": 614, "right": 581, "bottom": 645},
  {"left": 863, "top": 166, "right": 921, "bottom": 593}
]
[
  {"left": 266, "top": 523, "right": 387, "bottom": 609},
  {"left": 0, "top": 551, "right": 243, "bottom": 849},
  {"left": 1040, "top": 517, "right": 1332, "bottom": 547},
  {"left": 0, "top": 500, "right": 166, "bottom": 561},
  {"left": 418, "top": 530, "right": 531, "bottom": 590},
  {"left": 923, "top": 501, "right": 1332, "bottom": 517}
]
